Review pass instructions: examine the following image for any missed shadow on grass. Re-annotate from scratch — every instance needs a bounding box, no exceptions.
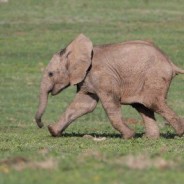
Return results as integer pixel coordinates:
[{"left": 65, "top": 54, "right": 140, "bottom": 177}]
[
  {"left": 160, "top": 133, "right": 177, "bottom": 139},
  {"left": 52, "top": 132, "right": 178, "bottom": 139}
]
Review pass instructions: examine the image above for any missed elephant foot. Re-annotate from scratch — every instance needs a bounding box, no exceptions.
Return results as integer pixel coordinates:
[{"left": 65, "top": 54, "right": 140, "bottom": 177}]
[
  {"left": 145, "top": 132, "right": 160, "bottom": 139},
  {"left": 48, "top": 124, "right": 61, "bottom": 137},
  {"left": 174, "top": 119, "right": 184, "bottom": 137},
  {"left": 145, "top": 127, "right": 160, "bottom": 139},
  {"left": 176, "top": 128, "right": 184, "bottom": 137},
  {"left": 122, "top": 130, "right": 135, "bottom": 139},
  {"left": 35, "top": 118, "right": 44, "bottom": 128}
]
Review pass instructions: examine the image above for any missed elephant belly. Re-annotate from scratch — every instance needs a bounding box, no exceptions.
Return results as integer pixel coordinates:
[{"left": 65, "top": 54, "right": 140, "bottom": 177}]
[
  {"left": 120, "top": 79, "right": 144, "bottom": 105},
  {"left": 120, "top": 91, "right": 143, "bottom": 105},
  {"left": 121, "top": 95, "right": 143, "bottom": 105}
]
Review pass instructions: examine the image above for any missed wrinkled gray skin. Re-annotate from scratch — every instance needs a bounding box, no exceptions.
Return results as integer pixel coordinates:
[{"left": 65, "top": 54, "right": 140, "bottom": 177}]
[{"left": 35, "top": 34, "right": 184, "bottom": 139}]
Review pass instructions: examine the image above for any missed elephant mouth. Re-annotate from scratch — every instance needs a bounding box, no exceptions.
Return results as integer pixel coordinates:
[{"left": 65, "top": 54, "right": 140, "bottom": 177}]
[{"left": 51, "top": 84, "right": 70, "bottom": 96}]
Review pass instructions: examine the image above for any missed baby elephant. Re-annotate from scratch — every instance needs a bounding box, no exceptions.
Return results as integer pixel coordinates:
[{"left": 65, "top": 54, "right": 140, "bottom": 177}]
[{"left": 35, "top": 34, "right": 184, "bottom": 139}]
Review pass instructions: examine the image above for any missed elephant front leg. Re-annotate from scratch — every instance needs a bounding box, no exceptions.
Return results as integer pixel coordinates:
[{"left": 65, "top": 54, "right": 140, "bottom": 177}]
[
  {"left": 48, "top": 92, "right": 98, "bottom": 137},
  {"left": 99, "top": 93, "right": 135, "bottom": 139}
]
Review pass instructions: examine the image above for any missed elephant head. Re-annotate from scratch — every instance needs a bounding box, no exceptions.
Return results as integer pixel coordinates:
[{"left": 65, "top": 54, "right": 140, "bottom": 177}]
[{"left": 35, "top": 34, "right": 93, "bottom": 128}]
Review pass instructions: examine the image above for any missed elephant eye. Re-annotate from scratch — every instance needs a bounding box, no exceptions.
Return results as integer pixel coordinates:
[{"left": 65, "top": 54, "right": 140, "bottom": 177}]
[{"left": 48, "top": 72, "right": 53, "bottom": 77}]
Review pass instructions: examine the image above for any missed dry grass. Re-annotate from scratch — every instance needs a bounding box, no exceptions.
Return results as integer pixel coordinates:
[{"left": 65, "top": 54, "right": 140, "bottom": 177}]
[{"left": 0, "top": 156, "right": 57, "bottom": 173}]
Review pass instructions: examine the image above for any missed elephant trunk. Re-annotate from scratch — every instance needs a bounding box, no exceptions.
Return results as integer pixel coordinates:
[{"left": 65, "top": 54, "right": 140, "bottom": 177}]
[{"left": 35, "top": 88, "right": 49, "bottom": 128}]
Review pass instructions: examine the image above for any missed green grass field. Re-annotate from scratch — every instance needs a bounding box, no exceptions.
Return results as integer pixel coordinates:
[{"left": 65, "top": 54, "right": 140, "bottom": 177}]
[{"left": 1, "top": 0, "right": 184, "bottom": 183}]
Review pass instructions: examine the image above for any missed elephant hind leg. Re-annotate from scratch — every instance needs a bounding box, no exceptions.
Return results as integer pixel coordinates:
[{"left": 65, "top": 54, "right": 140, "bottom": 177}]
[
  {"left": 152, "top": 101, "right": 184, "bottom": 136},
  {"left": 132, "top": 103, "right": 160, "bottom": 139}
]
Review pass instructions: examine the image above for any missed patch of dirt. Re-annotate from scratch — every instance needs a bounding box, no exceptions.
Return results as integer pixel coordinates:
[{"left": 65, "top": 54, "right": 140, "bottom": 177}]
[
  {"left": 113, "top": 154, "right": 175, "bottom": 170},
  {"left": 93, "top": 137, "right": 106, "bottom": 142},
  {"left": 83, "top": 134, "right": 94, "bottom": 139},
  {"left": 0, "top": 156, "right": 57, "bottom": 173},
  {"left": 83, "top": 134, "right": 106, "bottom": 142}
]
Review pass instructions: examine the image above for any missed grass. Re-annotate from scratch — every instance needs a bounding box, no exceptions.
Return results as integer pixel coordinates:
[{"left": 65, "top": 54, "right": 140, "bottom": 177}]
[{"left": 0, "top": 0, "right": 184, "bottom": 183}]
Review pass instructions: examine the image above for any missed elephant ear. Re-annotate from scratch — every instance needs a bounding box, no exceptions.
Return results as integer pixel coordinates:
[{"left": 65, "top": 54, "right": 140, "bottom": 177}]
[{"left": 66, "top": 34, "right": 93, "bottom": 85}]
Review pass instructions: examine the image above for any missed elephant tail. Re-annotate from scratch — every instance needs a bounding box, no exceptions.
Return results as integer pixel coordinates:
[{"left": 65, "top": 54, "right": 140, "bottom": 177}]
[{"left": 171, "top": 62, "right": 184, "bottom": 76}]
